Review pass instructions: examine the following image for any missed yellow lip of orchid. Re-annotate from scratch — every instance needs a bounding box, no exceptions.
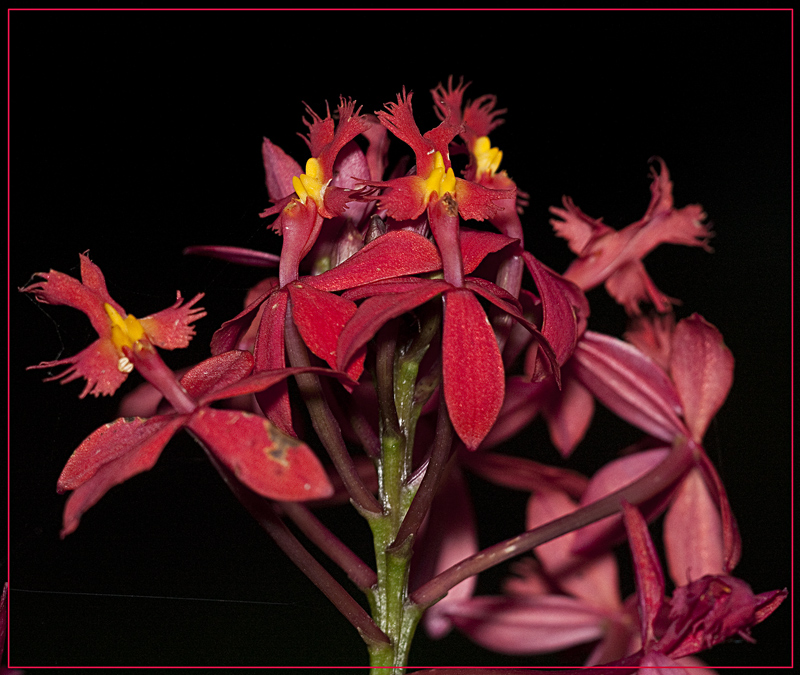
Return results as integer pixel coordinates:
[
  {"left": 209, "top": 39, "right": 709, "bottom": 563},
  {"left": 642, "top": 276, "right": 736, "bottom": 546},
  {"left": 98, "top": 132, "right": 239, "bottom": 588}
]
[
  {"left": 105, "top": 303, "right": 146, "bottom": 372},
  {"left": 423, "top": 151, "right": 457, "bottom": 202},
  {"left": 473, "top": 136, "right": 503, "bottom": 179},
  {"left": 292, "top": 156, "right": 326, "bottom": 205}
]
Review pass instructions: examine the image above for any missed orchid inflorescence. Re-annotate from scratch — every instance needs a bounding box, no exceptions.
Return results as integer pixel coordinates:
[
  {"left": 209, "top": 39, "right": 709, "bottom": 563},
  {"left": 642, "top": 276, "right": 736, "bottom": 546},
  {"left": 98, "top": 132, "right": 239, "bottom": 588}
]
[{"left": 22, "top": 77, "right": 785, "bottom": 671}]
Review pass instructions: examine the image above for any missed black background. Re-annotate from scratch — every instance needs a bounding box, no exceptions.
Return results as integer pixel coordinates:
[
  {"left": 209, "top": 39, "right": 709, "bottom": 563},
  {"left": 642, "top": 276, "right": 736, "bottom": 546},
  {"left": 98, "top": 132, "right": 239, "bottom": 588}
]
[{"left": 10, "top": 9, "right": 791, "bottom": 669}]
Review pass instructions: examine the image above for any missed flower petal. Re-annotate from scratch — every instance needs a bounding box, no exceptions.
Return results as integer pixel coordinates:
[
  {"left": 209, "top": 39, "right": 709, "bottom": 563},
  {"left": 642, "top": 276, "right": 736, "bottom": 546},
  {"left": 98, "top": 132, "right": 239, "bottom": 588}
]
[
  {"left": 443, "top": 288, "right": 505, "bottom": 450},
  {"left": 186, "top": 408, "right": 333, "bottom": 501},
  {"left": 139, "top": 292, "right": 206, "bottom": 350},
  {"left": 57, "top": 414, "right": 186, "bottom": 537},
  {"left": 669, "top": 314, "right": 734, "bottom": 442}
]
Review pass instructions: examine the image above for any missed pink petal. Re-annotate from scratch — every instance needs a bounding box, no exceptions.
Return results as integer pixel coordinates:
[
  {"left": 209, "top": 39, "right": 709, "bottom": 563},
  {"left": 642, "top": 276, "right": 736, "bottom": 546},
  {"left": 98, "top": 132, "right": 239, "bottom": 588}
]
[
  {"left": 186, "top": 408, "right": 333, "bottom": 501},
  {"left": 454, "top": 178, "right": 516, "bottom": 222},
  {"left": 57, "top": 414, "right": 187, "bottom": 537},
  {"left": 669, "top": 313, "right": 734, "bottom": 441},
  {"left": 442, "top": 288, "right": 505, "bottom": 450},
  {"left": 413, "top": 468, "right": 479, "bottom": 639},
  {"left": 526, "top": 489, "right": 622, "bottom": 611},
  {"left": 571, "top": 448, "right": 670, "bottom": 554},
  {"left": 462, "top": 450, "right": 588, "bottom": 498},
  {"left": 261, "top": 137, "right": 302, "bottom": 202},
  {"left": 445, "top": 595, "right": 609, "bottom": 655},
  {"left": 542, "top": 368, "right": 595, "bottom": 458},
  {"left": 663, "top": 469, "right": 724, "bottom": 586},
  {"left": 571, "top": 331, "right": 687, "bottom": 441}
]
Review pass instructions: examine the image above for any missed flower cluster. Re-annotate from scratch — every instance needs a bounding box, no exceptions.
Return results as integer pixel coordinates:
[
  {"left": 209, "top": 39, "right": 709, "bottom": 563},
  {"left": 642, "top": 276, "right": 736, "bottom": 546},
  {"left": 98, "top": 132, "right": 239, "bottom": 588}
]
[{"left": 21, "top": 78, "right": 785, "bottom": 669}]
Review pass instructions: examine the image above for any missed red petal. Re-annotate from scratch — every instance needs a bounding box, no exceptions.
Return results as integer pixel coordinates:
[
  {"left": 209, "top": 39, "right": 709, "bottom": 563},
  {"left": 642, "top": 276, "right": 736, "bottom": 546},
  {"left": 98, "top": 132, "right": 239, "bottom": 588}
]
[
  {"left": 308, "top": 229, "right": 442, "bottom": 292},
  {"left": 57, "top": 414, "right": 186, "bottom": 536},
  {"left": 186, "top": 409, "right": 333, "bottom": 501},
  {"left": 454, "top": 178, "right": 515, "bottom": 222},
  {"left": 459, "top": 227, "right": 517, "bottom": 275},
  {"left": 28, "top": 337, "right": 127, "bottom": 398},
  {"left": 180, "top": 350, "right": 254, "bottom": 401},
  {"left": 337, "top": 281, "right": 449, "bottom": 371},
  {"left": 253, "top": 290, "right": 293, "bottom": 435},
  {"left": 139, "top": 292, "right": 206, "bottom": 350},
  {"left": 442, "top": 288, "right": 505, "bottom": 450},
  {"left": 288, "top": 282, "right": 358, "bottom": 372}
]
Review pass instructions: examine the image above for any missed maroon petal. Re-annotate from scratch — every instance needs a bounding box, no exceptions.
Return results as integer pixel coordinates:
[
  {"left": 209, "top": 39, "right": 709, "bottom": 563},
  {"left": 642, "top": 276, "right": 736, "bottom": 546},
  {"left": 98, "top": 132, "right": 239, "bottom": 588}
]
[
  {"left": 523, "top": 252, "right": 582, "bottom": 366},
  {"left": 669, "top": 314, "right": 734, "bottom": 442},
  {"left": 621, "top": 501, "right": 665, "bottom": 647},
  {"left": 183, "top": 245, "right": 281, "bottom": 268},
  {"left": 442, "top": 288, "right": 505, "bottom": 450},
  {"left": 186, "top": 408, "right": 333, "bottom": 501},
  {"left": 57, "top": 414, "right": 187, "bottom": 537},
  {"left": 210, "top": 285, "right": 275, "bottom": 355}
]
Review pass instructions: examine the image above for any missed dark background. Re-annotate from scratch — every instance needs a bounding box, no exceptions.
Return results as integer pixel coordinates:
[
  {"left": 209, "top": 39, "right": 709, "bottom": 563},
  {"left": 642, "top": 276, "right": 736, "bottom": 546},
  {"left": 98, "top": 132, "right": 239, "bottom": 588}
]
[{"left": 10, "top": 9, "right": 791, "bottom": 669}]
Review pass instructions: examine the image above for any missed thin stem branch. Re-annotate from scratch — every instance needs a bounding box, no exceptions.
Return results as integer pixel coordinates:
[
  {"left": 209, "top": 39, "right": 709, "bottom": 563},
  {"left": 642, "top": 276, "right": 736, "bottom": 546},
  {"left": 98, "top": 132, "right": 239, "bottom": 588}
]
[
  {"left": 284, "top": 306, "right": 382, "bottom": 515},
  {"left": 410, "top": 436, "right": 698, "bottom": 608},
  {"left": 389, "top": 391, "right": 454, "bottom": 552},
  {"left": 279, "top": 501, "right": 378, "bottom": 591},
  {"left": 197, "top": 435, "right": 390, "bottom": 648}
]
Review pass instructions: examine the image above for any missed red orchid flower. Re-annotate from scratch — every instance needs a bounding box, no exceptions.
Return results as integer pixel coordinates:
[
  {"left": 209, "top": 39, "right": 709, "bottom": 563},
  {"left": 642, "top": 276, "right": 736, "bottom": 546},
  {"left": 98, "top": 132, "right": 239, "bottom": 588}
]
[
  {"left": 258, "top": 98, "right": 371, "bottom": 286},
  {"left": 21, "top": 252, "right": 205, "bottom": 398},
  {"left": 550, "top": 158, "right": 713, "bottom": 314},
  {"left": 363, "top": 88, "right": 515, "bottom": 287}
]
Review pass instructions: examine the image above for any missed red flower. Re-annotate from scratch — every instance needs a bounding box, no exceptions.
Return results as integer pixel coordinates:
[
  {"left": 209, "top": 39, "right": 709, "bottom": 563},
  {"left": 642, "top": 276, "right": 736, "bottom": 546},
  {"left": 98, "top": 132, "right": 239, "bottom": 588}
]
[{"left": 22, "top": 252, "right": 205, "bottom": 398}]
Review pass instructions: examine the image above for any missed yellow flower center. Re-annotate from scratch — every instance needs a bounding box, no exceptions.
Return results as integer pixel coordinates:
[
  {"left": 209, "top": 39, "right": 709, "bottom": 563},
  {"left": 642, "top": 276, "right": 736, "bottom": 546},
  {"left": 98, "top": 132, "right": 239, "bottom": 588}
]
[
  {"left": 423, "top": 151, "right": 457, "bottom": 202},
  {"left": 106, "top": 303, "right": 145, "bottom": 349},
  {"left": 292, "top": 157, "right": 325, "bottom": 205},
  {"left": 473, "top": 136, "right": 503, "bottom": 179}
]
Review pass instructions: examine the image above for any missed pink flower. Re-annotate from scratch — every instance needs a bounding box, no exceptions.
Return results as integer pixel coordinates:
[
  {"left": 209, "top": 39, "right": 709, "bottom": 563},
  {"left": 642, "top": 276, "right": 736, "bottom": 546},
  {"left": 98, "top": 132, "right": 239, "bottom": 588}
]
[{"left": 550, "top": 158, "right": 713, "bottom": 314}]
